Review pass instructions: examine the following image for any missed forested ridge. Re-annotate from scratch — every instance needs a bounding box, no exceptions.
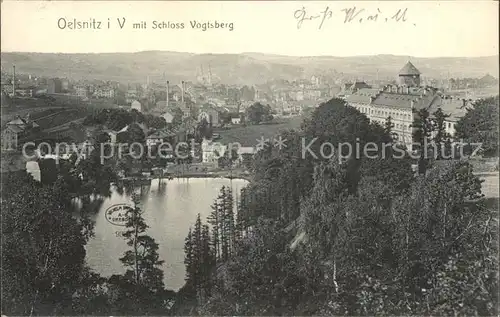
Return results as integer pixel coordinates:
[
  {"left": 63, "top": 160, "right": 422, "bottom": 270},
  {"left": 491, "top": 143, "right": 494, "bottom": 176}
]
[
  {"left": 1, "top": 97, "right": 498, "bottom": 316},
  {"left": 178, "top": 97, "right": 498, "bottom": 315}
]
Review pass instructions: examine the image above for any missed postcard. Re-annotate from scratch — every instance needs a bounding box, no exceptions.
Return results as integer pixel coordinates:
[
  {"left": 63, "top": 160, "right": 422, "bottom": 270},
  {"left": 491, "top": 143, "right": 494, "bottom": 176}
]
[{"left": 1, "top": 1, "right": 499, "bottom": 316}]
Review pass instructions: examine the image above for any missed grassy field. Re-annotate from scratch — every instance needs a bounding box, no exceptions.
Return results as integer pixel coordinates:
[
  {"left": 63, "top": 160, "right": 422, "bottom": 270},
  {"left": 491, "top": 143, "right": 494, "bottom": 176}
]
[
  {"left": 34, "top": 108, "right": 91, "bottom": 130},
  {"left": 1, "top": 101, "right": 118, "bottom": 131},
  {"left": 1, "top": 107, "right": 66, "bottom": 126},
  {"left": 215, "top": 116, "right": 304, "bottom": 147}
]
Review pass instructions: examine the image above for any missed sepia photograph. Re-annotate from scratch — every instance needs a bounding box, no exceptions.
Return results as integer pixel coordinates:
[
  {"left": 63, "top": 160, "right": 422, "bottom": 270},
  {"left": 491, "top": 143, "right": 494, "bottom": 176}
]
[{"left": 1, "top": 0, "right": 499, "bottom": 315}]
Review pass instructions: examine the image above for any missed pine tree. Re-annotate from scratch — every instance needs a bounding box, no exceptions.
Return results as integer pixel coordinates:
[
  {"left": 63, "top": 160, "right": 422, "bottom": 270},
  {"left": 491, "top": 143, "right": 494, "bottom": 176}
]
[
  {"left": 223, "top": 187, "right": 235, "bottom": 258},
  {"left": 201, "top": 224, "right": 215, "bottom": 299},
  {"left": 235, "top": 188, "right": 246, "bottom": 241},
  {"left": 207, "top": 201, "right": 221, "bottom": 260},
  {"left": 184, "top": 227, "right": 195, "bottom": 286},
  {"left": 217, "top": 187, "right": 228, "bottom": 261},
  {"left": 193, "top": 213, "right": 203, "bottom": 295},
  {"left": 184, "top": 215, "right": 216, "bottom": 304},
  {"left": 119, "top": 193, "right": 165, "bottom": 292}
]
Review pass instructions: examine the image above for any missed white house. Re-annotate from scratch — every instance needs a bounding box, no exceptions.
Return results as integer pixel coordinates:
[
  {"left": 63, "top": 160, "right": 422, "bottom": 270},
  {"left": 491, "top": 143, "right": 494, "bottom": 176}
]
[
  {"left": 146, "top": 129, "right": 175, "bottom": 147},
  {"left": 131, "top": 100, "right": 142, "bottom": 112},
  {"left": 231, "top": 117, "right": 241, "bottom": 125},
  {"left": 161, "top": 112, "right": 175, "bottom": 124},
  {"left": 26, "top": 161, "right": 41, "bottom": 182}
]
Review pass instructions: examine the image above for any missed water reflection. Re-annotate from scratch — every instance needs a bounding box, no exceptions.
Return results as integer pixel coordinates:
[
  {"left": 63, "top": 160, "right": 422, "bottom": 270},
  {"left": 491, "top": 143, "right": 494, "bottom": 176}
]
[{"left": 84, "top": 177, "right": 248, "bottom": 291}]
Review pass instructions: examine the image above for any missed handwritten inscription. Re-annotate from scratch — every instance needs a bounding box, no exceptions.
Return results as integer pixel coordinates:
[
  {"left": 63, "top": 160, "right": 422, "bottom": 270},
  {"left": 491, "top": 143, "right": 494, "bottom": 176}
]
[
  {"left": 294, "top": 6, "right": 333, "bottom": 29},
  {"left": 294, "top": 6, "right": 413, "bottom": 29}
]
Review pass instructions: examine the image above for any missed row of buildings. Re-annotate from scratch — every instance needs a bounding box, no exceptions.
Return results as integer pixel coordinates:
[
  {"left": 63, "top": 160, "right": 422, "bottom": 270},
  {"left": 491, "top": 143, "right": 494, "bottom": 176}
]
[{"left": 344, "top": 61, "right": 470, "bottom": 146}]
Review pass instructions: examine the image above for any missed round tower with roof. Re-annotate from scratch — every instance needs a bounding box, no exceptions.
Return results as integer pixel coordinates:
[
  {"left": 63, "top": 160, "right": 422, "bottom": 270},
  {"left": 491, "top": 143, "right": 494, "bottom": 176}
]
[{"left": 398, "top": 61, "right": 421, "bottom": 87}]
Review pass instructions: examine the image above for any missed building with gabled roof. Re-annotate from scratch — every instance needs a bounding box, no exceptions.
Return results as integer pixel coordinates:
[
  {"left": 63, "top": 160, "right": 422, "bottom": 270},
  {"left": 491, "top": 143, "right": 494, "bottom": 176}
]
[
  {"left": 344, "top": 88, "right": 380, "bottom": 104},
  {"left": 339, "top": 81, "right": 372, "bottom": 98},
  {"left": 2, "top": 115, "right": 40, "bottom": 151},
  {"left": 131, "top": 100, "right": 142, "bottom": 112},
  {"left": 346, "top": 62, "right": 469, "bottom": 147},
  {"left": 146, "top": 129, "right": 176, "bottom": 147},
  {"left": 198, "top": 104, "right": 222, "bottom": 127}
]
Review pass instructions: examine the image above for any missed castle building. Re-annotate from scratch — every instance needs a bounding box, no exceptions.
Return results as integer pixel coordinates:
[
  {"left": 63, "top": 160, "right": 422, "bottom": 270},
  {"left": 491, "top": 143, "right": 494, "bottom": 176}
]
[
  {"left": 346, "top": 62, "right": 469, "bottom": 148},
  {"left": 398, "top": 61, "right": 421, "bottom": 87}
]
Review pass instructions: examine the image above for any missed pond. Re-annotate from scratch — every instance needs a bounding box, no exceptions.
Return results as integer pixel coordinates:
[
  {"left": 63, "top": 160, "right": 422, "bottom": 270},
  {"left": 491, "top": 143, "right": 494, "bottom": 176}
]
[{"left": 84, "top": 177, "right": 248, "bottom": 291}]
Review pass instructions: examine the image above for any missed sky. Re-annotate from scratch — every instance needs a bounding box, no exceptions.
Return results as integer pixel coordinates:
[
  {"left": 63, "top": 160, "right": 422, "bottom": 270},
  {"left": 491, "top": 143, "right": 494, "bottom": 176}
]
[{"left": 1, "top": 1, "right": 498, "bottom": 57}]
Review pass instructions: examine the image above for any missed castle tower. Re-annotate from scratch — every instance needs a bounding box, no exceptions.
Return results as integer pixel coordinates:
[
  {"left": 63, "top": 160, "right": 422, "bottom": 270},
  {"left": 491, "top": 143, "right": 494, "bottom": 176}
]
[{"left": 398, "top": 61, "right": 421, "bottom": 87}]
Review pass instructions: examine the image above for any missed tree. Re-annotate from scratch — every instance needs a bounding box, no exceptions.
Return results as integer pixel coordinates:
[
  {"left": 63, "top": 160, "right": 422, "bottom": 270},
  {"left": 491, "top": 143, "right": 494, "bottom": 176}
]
[
  {"left": 303, "top": 98, "right": 375, "bottom": 160},
  {"left": 75, "top": 149, "right": 118, "bottom": 197},
  {"left": 128, "top": 123, "right": 146, "bottom": 144},
  {"left": 171, "top": 107, "right": 184, "bottom": 127},
  {"left": 68, "top": 122, "right": 87, "bottom": 143},
  {"left": 432, "top": 107, "right": 451, "bottom": 160},
  {"left": 455, "top": 96, "right": 499, "bottom": 157},
  {"left": 188, "top": 95, "right": 498, "bottom": 316},
  {"left": 199, "top": 218, "right": 308, "bottom": 316},
  {"left": 419, "top": 251, "right": 498, "bottom": 316},
  {"left": 207, "top": 200, "right": 221, "bottom": 260},
  {"left": 245, "top": 102, "right": 272, "bottom": 124},
  {"left": 130, "top": 109, "right": 145, "bottom": 123},
  {"left": 384, "top": 116, "right": 395, "bottom": 141},
  {"left": 221, "top": 187, "right": 235, "bottom": 260},
  {"left": 184, "top": 214, "right": 215, "bottom": 305},
  {"left": 92, "top": 130, "right": 111, "bottom": 146},
  {"left": 145, "top": 114, "right": 167, "bottom": 130},
  {"left": 301, "top": 158, "right": 352, "bottom": 297},
  {"left": 412, "top": 108, "right": 434, "bottom": 174},
  {"left": 195, "top": 118, "right": 212, "bottom": 142},
  {"left": 184, "top": 228, "right": 195, "bottom": 285},
  {"left": 116, "top": 123, "right": 145, "bottom": 145},
  {"left": 119, "top": 193, "right": 165, "bottom": 292},
  {"left": 91, "top": 129, "right": 113, "bottom": 159},
  {"left": 1, "top": 172, "right": 89, "bottom": 315},
  {"left": 218, "top": 147, "right": 238, "bottom": 169}
]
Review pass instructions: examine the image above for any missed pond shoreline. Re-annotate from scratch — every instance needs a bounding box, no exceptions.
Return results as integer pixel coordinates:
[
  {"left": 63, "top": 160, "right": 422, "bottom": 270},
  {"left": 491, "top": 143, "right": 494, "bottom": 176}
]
[
  {"left": 85, "top": 177, "right": 249, "bottom": 291},
  {"left": 121, "top": 170, "right": 253, "bottom": 184}
]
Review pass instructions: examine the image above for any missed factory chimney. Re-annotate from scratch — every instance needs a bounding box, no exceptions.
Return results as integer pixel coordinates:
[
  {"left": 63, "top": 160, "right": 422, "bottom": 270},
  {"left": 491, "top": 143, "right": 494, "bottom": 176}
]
[
  {"left": 166, "top": 80, "right": 170, "bottom": 108},
  {"left": 12, "top": 65, "right": 16, "bottom": 97},
  {"left": 181, "top": 81, "right": 185, "bottom": 104}
]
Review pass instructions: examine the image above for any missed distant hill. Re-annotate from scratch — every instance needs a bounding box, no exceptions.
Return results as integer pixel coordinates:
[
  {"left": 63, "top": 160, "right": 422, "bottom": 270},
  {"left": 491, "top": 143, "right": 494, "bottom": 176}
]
[{"left": 1, "top": 51, "right": 498, "bottom": 85}]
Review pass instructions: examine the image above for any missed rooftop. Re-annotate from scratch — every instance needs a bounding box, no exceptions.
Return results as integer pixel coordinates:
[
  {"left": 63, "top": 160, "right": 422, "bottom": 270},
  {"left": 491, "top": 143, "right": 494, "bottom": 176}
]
[
  {"left": 147, "top": 129, "right": 176, "bottom": 139},
  {"left": 345, "top": 88, "right": 380, "bottom": 104},
  {"left": 399, "top": 61, "right": 421, "bottom": 76},
  {"left": 344, "top": 81, "right": 372, "bottom": 92}
]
